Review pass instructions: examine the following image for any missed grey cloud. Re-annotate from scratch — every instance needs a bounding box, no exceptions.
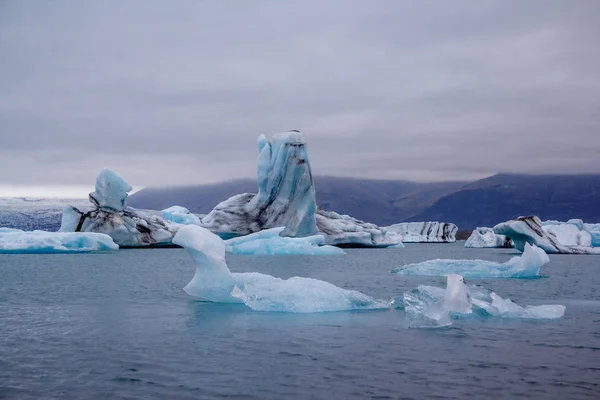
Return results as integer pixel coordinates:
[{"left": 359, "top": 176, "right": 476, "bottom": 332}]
[{"left": 0, "top": 0, "right": 599, "bottom": 187}]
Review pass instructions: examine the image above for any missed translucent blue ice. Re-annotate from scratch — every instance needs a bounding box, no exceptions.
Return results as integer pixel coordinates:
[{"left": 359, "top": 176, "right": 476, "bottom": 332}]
[
  {"left": 396, "top": 274, "right": 565, "bottom": 328},
  {"left": 161, "top": 206, "right": 201, "bottom": 225},
  {"left": 173, "top": 225, "right": 387, "bottom": 312},
  {"left": 202, "top": 132, "right": 318, "bottom": 238},
  {"left": 224, "top": 227, "right": 345, "bottom": 255},
  {"left": 88, "top": 168, "right": 132, "bottom": 212},
  {"left": 391, "top": 243, "right": 549, "bottom": 278},
  {"left": 465, "top": 227, "right": 511, "bottom": 248},
  {"left": 0, "top": 228, "right": 118, "bottom": 254}
]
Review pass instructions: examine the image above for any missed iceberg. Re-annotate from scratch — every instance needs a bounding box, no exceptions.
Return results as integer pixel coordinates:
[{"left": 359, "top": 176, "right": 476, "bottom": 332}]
[
  {"left": 385, "top": 222, "right": 457, "bottom": 243},
  {"left": 88, "top": 168, "right": 132, "bottom": 212},
  {"left": 201, "top": 131, "right": 399, "bottom": 247},
  {"left": 464, "top": 227, "right": 512, "bottom": 248},
  {"left": 391, "top": 242, "right": 549, "bottom": 278},
  {"left": 161, "top": 206, "right": 201, "bottom": 225},
  {"left": 584, "top": 223, "right": 600, "bottom": 246},
  {"left": 60, "top": 169, "right": 180, "bottom": 247},
  {"left": 316, "top": 209, "right": 400, "bottom": 247},
  {"left": 0, "top": 228, "right": 118, "bottom": 253},
  {"left": 224, "top": 227, "right": 345, "bottom": 255},
  {"left": 397, "top": 274, "right": 565, "bottom": 328},
  {"left": 202, "top": 132, "right": 318, "bottom": 238},
  {"left": 173, "top": 225, "right": 387, "bottom": 312},
  {"left": 494, "top": 216, "right": 600, "bottom": 254},
  {"left": 541, "top": 220, "right": 592, "bottom": 247}
]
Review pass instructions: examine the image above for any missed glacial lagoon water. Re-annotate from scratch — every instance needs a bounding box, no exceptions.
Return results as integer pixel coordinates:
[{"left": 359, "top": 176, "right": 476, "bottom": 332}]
[{"left": 1, "top": 243, "right": 599, "bottom": 399}]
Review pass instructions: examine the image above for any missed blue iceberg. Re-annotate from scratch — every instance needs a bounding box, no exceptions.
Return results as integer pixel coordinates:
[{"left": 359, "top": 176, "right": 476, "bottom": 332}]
[
  {"left": 0, "top": 228, "right": 118, "bottom": 254},
  {"left": 60, "top": 168, "right": 180, "bottom": 247},
  {"left": 465, "top": 227, "right": 512, "bottom": 248},
  {"left": 395, "top": 274, "right": 565, "bottom": 328},
  {"left": 201, "top": 131, "right": 398, "bottom": 247},
  {"left": 202, "top": 132, "right": 318, "bottom": 238},
  {"left": 585, "top": 223, "right": 600, "bottom": 247},
  {"left": 494, "top": 216, "right": 600, "bottom": 255},
  {"left": 89, "top": 168, "right": 132, "bottom": 212},
  {"left": 161, "top": 206, "right": 201, "bottom": 225},
  {"left": 391, "top": 243, "right": 549, "bottom": 278},
  {"left": 224, "top": 227, "right": 345, "bottom": 255},
  {"left": 173, "top": 225, "right": 387, "bottom": 312}
]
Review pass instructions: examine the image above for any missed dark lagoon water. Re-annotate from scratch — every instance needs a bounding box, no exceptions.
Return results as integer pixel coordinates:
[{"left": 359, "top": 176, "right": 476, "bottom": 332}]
[{"left": 1, "top": 243, "right": 599, "bottom": 399}]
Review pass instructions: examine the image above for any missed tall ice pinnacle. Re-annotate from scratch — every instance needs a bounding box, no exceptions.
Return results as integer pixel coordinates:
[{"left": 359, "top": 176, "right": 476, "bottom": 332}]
[
  {"left": 201, "top": 131, "right": 318, "bottom": 237},
  {"left": 88, "top": 168, "right": 132, "bottom": 212}
]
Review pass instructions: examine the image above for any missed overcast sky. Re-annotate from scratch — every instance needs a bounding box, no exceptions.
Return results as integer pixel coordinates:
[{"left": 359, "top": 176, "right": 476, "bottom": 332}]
[{"left": 1, "top": 0, "right": 599, "bottom": 197}]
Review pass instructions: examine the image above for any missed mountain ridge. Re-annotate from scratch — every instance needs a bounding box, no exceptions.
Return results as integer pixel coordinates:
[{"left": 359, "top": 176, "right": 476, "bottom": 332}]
[{"left": 128, "top": 173, "right": 600, "bottom": 229}]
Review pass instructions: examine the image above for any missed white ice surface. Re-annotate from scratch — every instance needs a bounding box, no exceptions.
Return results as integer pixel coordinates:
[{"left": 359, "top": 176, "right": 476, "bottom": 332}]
[
  {"left": 392, "top": 243, "right": 549, "bottom": 278},
  {"left": 173, "top": 225, "right": 387, "bottom": 312},
  {"left": 0, "top": 229, "right": 118, "bottom": 253},
  {"left": 224, "top": 227, "right": 345, "bottom": 255}
]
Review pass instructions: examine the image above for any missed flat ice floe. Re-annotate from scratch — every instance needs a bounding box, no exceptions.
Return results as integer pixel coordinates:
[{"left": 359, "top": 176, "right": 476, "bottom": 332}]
[
  {"left": 224, "top": 227, "right": 345, "bottom": 255},
  {"left": 395, "top": 274, "right": 565, "bottom": 328},
  {"left": 0, "top": 228, "right": 118, "bottom": 254},
  {"left": 391, "top": 243, "right": 549, "bottom": 278},
  {"left": 173, "top": 225, "right": 387, "bottom": 312}
]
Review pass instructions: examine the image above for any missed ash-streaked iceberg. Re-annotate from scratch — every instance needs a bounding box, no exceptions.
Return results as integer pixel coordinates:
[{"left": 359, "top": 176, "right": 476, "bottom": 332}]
[
  {"left": 391, "top": 243, "right": 548, "bottom": 278},
  {"left": 60, "top": 168, "right": 180, "bottom": 247},
  {"left": 396, "top": 274, "right": 565, "bottom": 328},
  {"left": 465, "top": 227, "right": 513, "bottom": 248},
  {"left": 161, "top": 206, "right": 201, "bottom": 225},
  {"left": 0, "top": 228, "right": 118, "bottom": 254},
  {"left": 224, "top": 227, "right": 345, "bottom": 255},
  {"left": 541, "top": 219, "right": 592, "bottom": 247},
  {"left": 202, "top": 132, "right": 318, "bottom": 238},
  {"left": 201, "top": 131, "right": 399, "bottom": 247},
  {"left": 385, "top": 222, "right": 457, "bottom": 243},
  {"left": 316, "top": 209, "right": 400, "bottom": 247},
  {"left": 173, "top": 225, "right": 387, "bottom": 312},
  {"left": 494, "top": 216, "right": 600, "bottom": 254}
]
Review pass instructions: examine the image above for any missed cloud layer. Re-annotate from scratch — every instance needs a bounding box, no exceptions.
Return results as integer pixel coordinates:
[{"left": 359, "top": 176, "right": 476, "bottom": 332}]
[{"left": 1, "top": 0, "right": 599, "bottom": 187}]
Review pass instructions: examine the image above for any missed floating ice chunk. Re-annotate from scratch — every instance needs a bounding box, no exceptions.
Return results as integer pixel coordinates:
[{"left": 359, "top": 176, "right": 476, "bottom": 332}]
[
  {"left": 200, "top": 131, "right": 397, "bottom": 247},
  {"left": 316, "top": 209, "right": 400, "bottom": 247},
  {"left": 61, "top": 169, "right": 180, "bottom": 247},
  {"left": 444, "top": 274, "right": 472, "bottom": 314},
  {"left": 487, "top": 292, "right": 566, "bottom": 319},
  {"left": 401, "top": 274, "right": 470, "bottom": 328},
  {"left": 161, "top": 206, "right": 201, "bottom": 225},
  {"left": 585, "top": 223, "right": 600, "bottom": 247},
  {"left": 0, "top": 229, "right": 118, "bottom": 254},
  {"left": 224, "top": 227, "right": 345, "bottom": 255},
  {"left": 391, "top": 243, "right": 549, "bottom": 278},
  {"left": 385, "top": 222, "right": 457, "bottom": 243},
  {"left": 494, "top": 216, "right": 600, "bottom": 254},
  {"left": 173, "top": 225, "right": 386, "bottom": 312},
  {"left": 88, "top": 168, "right": 132, "bottom": 212},
  {"left": 230, "top": 275, "right": 383, "bottom": 312},
  {"left": 202, "top": 131, "right": 318, "bottom": 238},
  {"left": 400, "top": 274, "right": 565, "bottom": 328},
  {"left": 542, "top": 221, "right": 592, "bottom": 247},
  {"left": 465, "top": 227, "right": 512, "bottom": 248}
]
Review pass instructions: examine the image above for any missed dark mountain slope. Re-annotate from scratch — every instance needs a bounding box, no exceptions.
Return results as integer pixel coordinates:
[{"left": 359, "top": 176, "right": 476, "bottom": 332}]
[{"left": 408, "top": 173, "right": 600, "bottom": 229}]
